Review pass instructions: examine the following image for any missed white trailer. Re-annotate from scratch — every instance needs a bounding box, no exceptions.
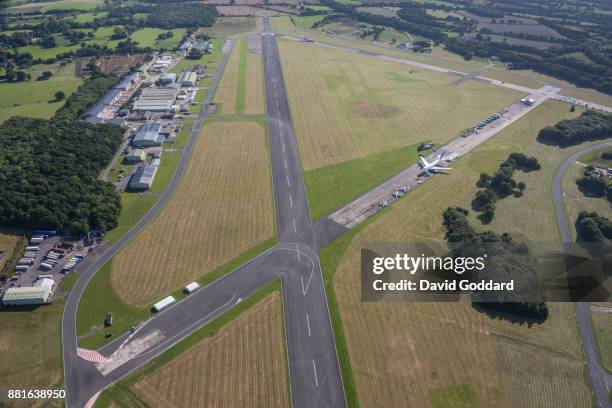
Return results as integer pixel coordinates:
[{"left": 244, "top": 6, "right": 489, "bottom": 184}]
[
  {"left": 153, "top": 296, "right": 176, "bottom": 312},
  {"left": 39, "top": 262, "right": 53, "bottom": 270},
  {"left": 25, "top": 246, "right": 40, "bottom": 252},
  {"left": 15, "top": 265, "right": 30, "bottom": 271},
  {"left": 30, "top": 237, "right": 44, "bottom": 244},
  {"left": 184, "top": 282, "right": 199, "bottom": 293},
  {"left": 18, "top": 258, "right": 33, "bottom": 265}
]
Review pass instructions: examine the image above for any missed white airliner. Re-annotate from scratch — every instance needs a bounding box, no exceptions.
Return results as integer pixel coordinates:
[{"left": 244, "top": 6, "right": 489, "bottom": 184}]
[{"left": 419, "top": 152, "right": 452, "bottom": 175}]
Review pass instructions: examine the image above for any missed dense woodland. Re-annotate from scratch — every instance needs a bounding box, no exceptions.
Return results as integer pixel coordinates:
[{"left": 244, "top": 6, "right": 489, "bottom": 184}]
[
  {"left": 0, "top": 75, "right": 123, "bottom": 235},
  {"left": 537, "top": 110, "right": 612, "bottom": 147},
  {"left": 442, "top": 207, "right": 549, "bottom": 320}
]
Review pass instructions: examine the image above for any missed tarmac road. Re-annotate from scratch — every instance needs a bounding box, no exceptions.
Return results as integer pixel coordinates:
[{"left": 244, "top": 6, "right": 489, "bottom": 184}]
[
  {"left": 62, "top": 39, "right": 236, "bottom": 407},
  {"left": 261, "top": 16, "right": 347, "bottom": 407},
  {"left": 62, "top": 21, "right": 347, "bottom": 407},
  {"left": 552, "top": 141, "right": 612, "bottom": 408}
]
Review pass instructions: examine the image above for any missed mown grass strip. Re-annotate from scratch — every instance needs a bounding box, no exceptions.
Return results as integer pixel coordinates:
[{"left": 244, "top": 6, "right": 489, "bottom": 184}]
[
  {"left": 235, "top": 39, "right": 248, "bottom": 114},
  {"left": 304, "top": 143, "right": 432, "bottom": 221}
]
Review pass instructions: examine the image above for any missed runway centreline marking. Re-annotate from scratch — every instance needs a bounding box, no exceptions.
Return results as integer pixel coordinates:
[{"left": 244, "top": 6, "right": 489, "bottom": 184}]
[
  {"left": 312, "top": 359, "right": 319, "bottom": 387},
  {"left": 289, "top": 195, "right": 293, "bottom": 207},
  {"left": 292, "top": 217, "right": 296, "bottom": 232},
  {"left": 285, "top": 158, "right": 288, "bottom": 168},
  {"left": 286, "top": 175, "right": 291, "bottom": 186},
  {"left": 306, "top": 313, "right": 311, "bottom": 336}
]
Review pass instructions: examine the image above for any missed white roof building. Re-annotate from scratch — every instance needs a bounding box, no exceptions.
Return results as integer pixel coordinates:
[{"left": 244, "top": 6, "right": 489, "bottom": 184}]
[
  {"left": 178, "top": 71, "right": 197, "bottom": 87},
  {"left": 2, "top": 286, "right": 52, "bottom": 306}
]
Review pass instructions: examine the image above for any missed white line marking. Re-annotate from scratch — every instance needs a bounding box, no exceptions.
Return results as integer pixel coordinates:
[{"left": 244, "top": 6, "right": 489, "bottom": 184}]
[
  {"left": 306, "top": 313, "right": 311, "bottom": 336},
  {"left": 277, "top": 108, "right": 280, "bottom": 116},
  {"left": 301, "top": 270, "right": 313, "bottom": 296},
  {"left": 284, "top": 158, "right": 288, "bottom": 168},
  {"left": 312, "top": 359, "right": 319, "bottom": 387},
  {"left": 282, "top": 143, "right": 285, "bottom": 152},
  {"left": 292, "top": 217, "right": 296, "bottom": 232},
  {"left": 297, "top": 242, "right": 301, "bottom": 262},
  {"left": 286, "top": 175, "right": 290, "bottom": 186},
  {"left": 289, "top": 195, "right": 293, "bottom": 207}
]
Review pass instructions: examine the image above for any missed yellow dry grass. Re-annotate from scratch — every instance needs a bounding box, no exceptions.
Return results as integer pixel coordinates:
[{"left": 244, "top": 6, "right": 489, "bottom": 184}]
[
  {"left": 0, "top": 303, "right": 64, "bottom": 407},
  {"left": 245, "top": 51, "right": 266, "bottom": 114},
  {"left": 0, "top": 231, "right": 22, "bottom": 270},
  {"left": 214, "top": 41, "right": 240, "bottom": 114},
  {"left": 111, "top": 121, "right": 274, "bottom": 308},
  {"left": 278, "top": 40, "right": 523, "bottom": 171},
  {"left": 331, "top": 101, "right": 595, "bottom": 407},
  {"left": 131, "top": 292, "right": 289, "bottom": 408}
]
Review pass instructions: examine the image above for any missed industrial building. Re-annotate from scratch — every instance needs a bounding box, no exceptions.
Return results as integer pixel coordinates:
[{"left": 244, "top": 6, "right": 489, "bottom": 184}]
[
  {"left": 133, "top": 88, "right": 179, "bottom": 112},
  {"left": 160, "top": 73, "right": 176, "bottom": 84},
  {"left": 133, "top": 123, "right": 164, "bottom": 147},
  {"left": 129, "top": 159, "right": 160, "bottom": 190},
  {"left": 2, "top": 285, "right": 52, "bottom": 306},
  {"left": 125, "top": 148, "right": 145, "bottom": 163},
  {"left": 178, "top": 71, "right": 197, "bottom": 87}
]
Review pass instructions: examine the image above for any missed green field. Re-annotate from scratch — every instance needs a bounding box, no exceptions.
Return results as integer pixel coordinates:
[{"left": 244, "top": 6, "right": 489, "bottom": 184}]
[
  {"left": 561, "top": 147, "right": 612, "bottom": 241},
  {"left": 592, "top": 312, "right": 612, "bottom": 373},
  {"left": 0, "top": 301, "right": 64, "bottom": 393},
  {"left": 320, "top": 100, "right": 595, "bottom": 407},
  {"left": 103, "top": 193, "right": 159, "bottom": 244},
  {"left": 0, "top": 62, "right": 82, "bottom": 123},
  {"left": 200, "top": 17, "right": 257, "bottom": 38},
  {"left": 5, "top": 0, "right": 103, "bottom": 13},
  {"left": 150, "top": 149, "right": 182, "bottom": 193},
  {"left": 129, "top": 28, "right": 185, "bottom": 50},
  {"left": 304, "top": 143, "right": 430, "bottom": 221}
]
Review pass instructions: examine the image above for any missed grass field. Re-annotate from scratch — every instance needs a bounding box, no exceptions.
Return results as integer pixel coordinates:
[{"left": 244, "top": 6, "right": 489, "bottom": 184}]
[
  {"left": 0, "top": 62, "right": 82, "bottom": 123},
  {"left": 321, "top": 100, "right": 595, "bottom": 407},
  {"left": 592, "top": 312, "right": 612, "bottom": 373},
  {"left": 109, "top": 120, "right": 274, "bottom": 308},
  {"left": 6, "top": 0, "right": 102, "bottom": 12},
  {"left": 104, "top": 193, "right": 159, "bottom": 244},
  {"left": 304, "top": 143, "right": 429, "bottom": 221},
  {"left": 561, "top": 147, "right": 612, "bottom": 241},
  {"left": 130, "top": 292, "right": 288, "bottom": 407},
  {"left": 214, "top": 39, "right": 265, "bottom": 115},
  {"left": 278, "top": 40, "right": 523, "bottom": 171},
  {"left": 0, "top": 231, "right": 24, "bottom": 271},
  {"left": 94, "top": 280, "right": 288, "bottom": 407},
  {"left": 200, "top": 17, "right": 257, "bottom": 38},
  {"left": 129, "top": 28, "right": 185, "bottom": 50},
  {"left": 0, "top": 302, "right": 64, "bottom": 398}
]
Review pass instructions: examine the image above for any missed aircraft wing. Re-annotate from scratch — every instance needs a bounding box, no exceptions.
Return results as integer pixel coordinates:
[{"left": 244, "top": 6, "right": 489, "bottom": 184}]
[
  {"left": 420, "top": 156, "right": 430, "bottom": 167},
  {"left": 430, "top": 166, "right": 451, "bottom": 171}
]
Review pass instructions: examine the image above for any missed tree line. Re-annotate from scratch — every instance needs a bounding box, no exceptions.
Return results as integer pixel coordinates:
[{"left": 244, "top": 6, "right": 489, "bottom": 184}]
[
  {"left": 442, "top": 207, "right": 549, "bottom": 321},
  {"left": 537, "top": 110, "right": 612, "bottom": 147},
  {"left": 0, "top": 74, "right": 123, "bottom": 235}
]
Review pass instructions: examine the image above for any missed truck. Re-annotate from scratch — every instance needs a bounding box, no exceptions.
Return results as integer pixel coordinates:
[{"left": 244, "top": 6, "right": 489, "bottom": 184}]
[
  {"left": 30, "top": 237, "right": 44, "bottom": 245},
  {"left": 39, "top": 262, "right": 53, "bottom": 270}
]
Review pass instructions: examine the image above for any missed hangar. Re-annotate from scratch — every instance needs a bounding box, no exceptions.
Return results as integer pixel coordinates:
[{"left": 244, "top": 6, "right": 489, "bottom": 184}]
[{"left": 133, "top": 123, "right": 165, "bottom": 147}]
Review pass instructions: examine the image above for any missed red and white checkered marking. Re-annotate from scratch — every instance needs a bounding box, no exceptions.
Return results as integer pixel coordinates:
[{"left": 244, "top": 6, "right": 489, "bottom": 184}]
[
  {"left": 77, "top": 347, "right": 108, "bottom": 364},
  {"left": 84, "top": 390, "right": 101, "bottom": 408}
]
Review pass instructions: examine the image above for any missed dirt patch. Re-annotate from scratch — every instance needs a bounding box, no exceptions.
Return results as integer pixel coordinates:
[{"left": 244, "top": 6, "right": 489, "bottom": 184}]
[
  {"left": 76, "top": 54, "right": 145, "bottom": 77},
  {"left": 216, "top": 6, "right": 255, "bottom": 16},
  {"left": 352, "top": 101, "right": 401, "bottom": 119}
]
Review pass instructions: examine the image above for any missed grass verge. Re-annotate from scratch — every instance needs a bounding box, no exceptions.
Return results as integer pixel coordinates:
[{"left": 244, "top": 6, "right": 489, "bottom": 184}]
[
  {"left": 236, "top": 39, "right": 248, "bottom": 114},
  {"left": 304, "top": 143, "right": 431, "bottom": 221},
  {"left": 104, "top": 193, "right": 159, "bottom": 244}
]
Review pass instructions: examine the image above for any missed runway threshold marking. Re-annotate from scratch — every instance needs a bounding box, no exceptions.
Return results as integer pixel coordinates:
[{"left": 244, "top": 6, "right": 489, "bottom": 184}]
[
  {"left": 306, "top": 313, "right": 311, "bottom": 336},
  {"left": 312, "top": 359, "right": 319, "bottom": 387}
]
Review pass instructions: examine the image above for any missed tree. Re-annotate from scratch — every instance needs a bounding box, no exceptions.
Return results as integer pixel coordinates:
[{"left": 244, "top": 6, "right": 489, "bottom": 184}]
[
  {"left": 55, "top": 90, "right": 66, "bottom": 101},
  {"left": 517, "top": 181, "right": 526, "bottom": 195},
  {"left": 15, "top": 71, "right": 27, "bottom": 82},
  {"left": 4, "top": 65, "right": 15, "bottom": 82},
  {"left": 37, "top": 71, "right": 54, "bottom": 81}
]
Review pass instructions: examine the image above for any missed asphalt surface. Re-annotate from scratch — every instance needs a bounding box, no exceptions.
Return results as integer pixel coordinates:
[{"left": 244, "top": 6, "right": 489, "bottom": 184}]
[
  {"left": 62, "top": 23, "right": 347, "bottom": 408},
  {"left": 60, "top": 20, "right": 612, "bottom": 408},
  {"left": 261, "top": 17, "right": 347, "bottom": 407},
  {"left": 62, "top": 39, "right": 237, "bottom": 407},
  {"left": 552, "top": 141, "right": 612, "bottom": 408}
]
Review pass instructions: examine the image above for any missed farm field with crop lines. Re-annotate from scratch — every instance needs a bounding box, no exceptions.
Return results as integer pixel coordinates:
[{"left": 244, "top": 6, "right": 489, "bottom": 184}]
[
  {"left": 278, "top": 40, "right": 522, "bottom": 170},
  {"left": 130, "top": 292, "right": 289, "bottom": 408},
  {"left": 325, "top": 101, "right": 595, "bottom": 407},
  {"left": 591, "top": 312, "right": 612, "bottom": 373},
  {"left": 110, "top": 121, "right": 274, "bottom": 308},
  {"left": 214, "top": 39, "right": 265, "bottom": 115}
]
